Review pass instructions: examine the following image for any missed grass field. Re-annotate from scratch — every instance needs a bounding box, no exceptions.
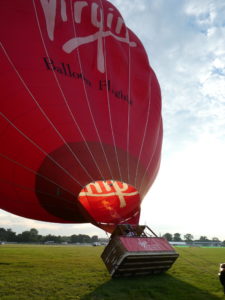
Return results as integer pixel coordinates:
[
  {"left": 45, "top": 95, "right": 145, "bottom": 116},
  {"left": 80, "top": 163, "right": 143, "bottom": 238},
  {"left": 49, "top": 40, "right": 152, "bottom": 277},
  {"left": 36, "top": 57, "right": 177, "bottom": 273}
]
[{"left": 0, "top": 245, "right": 225, "bottom": 300}]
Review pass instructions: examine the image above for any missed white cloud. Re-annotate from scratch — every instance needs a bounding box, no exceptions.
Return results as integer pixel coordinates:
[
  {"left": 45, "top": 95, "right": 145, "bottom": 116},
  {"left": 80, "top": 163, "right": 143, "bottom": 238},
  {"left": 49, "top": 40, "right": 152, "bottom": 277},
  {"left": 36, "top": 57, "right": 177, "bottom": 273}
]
[{"left": 141, "top": 135, "right": 225, "bottom": 240}]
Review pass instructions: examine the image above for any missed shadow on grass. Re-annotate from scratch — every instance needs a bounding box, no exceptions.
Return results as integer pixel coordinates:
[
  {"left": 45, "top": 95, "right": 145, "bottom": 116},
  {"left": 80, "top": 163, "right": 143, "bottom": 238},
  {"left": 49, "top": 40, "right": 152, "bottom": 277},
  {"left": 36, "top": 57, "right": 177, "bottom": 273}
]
[{"left": 80, "top": 273, "right": 222, "bottom": 300}]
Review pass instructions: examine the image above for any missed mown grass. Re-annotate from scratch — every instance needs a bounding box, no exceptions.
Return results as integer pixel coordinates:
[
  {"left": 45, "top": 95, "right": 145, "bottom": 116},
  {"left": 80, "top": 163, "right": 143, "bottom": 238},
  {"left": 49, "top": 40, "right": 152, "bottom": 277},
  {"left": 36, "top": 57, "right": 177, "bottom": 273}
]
[{"left": 0, "top": 244, "right": 225, "bottom": 299}]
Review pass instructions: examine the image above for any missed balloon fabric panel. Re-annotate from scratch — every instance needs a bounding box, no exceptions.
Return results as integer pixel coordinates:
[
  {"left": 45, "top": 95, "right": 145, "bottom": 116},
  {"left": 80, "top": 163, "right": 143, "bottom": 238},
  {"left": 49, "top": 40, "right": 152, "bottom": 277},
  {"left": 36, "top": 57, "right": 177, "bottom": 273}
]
[{"left": 0, "top": 0, "right": 162, "bottom": 232}]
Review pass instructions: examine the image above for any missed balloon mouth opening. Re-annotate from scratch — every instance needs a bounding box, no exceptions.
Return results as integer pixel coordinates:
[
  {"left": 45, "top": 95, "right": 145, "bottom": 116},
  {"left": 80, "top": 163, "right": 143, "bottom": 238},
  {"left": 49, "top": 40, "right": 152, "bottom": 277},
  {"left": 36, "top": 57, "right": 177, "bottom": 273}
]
[{"left": 78, "top": 180, "right": 141, "bottom": 230}]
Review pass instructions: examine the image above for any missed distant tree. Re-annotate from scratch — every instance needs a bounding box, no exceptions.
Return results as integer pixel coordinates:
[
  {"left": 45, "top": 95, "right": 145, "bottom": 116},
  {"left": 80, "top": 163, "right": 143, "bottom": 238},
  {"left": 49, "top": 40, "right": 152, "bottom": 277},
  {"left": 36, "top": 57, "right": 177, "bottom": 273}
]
[
  {"left": 91, "top": 235, "right": 99, "bottom": 243},
  {"left": 29, "top": 228, "right": 39, "bottom": 242},
  {"left": 78, "top": 234, "right": 91, "bottom": 243},
  {"left": 199, "top": 236, "right": 209, "bottom": 242},
  {"left": 163, "top": 233, "right": 173, "bottom": 241},
  {"left": 15, "top": 228, "right": 40, "bottom": 243},
  {"left": 173, "top": 233, "right": 182, "bottom": 241},
  {"left": 184, "top": 233, "right": 194, "bottom": 243},
  {"left": 42, "top": 234, "right": 62, "bottom": 243},
  {"left": 8, "top": 229, "right": 17, "bottom": 242},
  {"left": 61, "top": 236, "right": 70, "bottom": 243},
  {"left": 70, "top": 234, "right": 92, "bottom": 243},
  {"left": 212, "top": 237, "right": 220, "bottom": 242},
  {"left": 17, "top": 231, "right": 31, "bottom": 242},
  {"left": 70, "top": 234, "right": 79, "bottom": 243},
  {"left": 0, "top": 228, "right": 16, "bottom": 242},
  {"left": 0, "top": 228, "right": 7, "bottom": 241}
]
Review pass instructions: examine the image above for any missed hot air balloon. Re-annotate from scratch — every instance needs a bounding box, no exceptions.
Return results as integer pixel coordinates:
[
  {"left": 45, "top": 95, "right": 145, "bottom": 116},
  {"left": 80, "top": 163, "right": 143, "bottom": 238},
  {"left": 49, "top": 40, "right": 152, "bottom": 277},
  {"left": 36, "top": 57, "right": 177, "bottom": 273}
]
[{"left": 0, "top": 0, "right": 162, "bottom": 233}]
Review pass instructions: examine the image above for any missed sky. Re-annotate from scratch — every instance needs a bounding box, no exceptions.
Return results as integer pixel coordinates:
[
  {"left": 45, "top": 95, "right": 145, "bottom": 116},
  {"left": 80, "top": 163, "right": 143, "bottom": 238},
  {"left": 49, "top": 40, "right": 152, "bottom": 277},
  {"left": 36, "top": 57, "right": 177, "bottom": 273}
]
[{"left": 1, "top": 0, "right": 225, "bottom": 240}]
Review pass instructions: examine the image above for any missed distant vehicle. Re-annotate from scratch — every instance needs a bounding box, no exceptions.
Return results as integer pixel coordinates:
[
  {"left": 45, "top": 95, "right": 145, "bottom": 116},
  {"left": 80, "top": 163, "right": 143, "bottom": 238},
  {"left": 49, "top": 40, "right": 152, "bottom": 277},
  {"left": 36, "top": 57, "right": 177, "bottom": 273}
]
[
  {"left": 44, "top": 241, "right": 55, "bottom": 245},
  {"left": 100, "top": 242, "right": 108, "bottom": 246},
  {"left": 92, "top": 242, "right": 101, "bottom": 247}
]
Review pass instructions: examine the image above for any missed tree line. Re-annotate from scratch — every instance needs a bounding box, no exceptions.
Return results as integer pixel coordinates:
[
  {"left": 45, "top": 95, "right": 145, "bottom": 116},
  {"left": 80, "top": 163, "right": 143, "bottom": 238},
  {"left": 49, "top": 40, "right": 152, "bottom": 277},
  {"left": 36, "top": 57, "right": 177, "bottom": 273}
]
[
  {"left": 1, "top": 228, "right": 224, "bottom": 245},
  {"left": 162, "top": 232, "right": 225, "bottom": 245},
  {"left": 0, "top": 228, "right": 106, "bottom": 244}
]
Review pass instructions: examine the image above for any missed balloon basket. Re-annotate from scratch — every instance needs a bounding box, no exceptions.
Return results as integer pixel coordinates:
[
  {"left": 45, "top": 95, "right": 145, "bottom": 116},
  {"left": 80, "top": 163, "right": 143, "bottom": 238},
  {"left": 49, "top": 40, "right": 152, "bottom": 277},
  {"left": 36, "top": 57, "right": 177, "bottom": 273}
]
[{"left": 101, "top": 225, "right": 179, "bottom": 277}]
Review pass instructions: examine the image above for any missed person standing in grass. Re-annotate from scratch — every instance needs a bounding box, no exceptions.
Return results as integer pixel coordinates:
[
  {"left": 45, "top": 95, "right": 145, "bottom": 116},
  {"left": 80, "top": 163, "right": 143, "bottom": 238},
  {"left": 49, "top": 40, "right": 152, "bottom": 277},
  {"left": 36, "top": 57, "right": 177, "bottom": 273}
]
[{"left": 219, "top": 263, "right": 225, "bottom": 294}]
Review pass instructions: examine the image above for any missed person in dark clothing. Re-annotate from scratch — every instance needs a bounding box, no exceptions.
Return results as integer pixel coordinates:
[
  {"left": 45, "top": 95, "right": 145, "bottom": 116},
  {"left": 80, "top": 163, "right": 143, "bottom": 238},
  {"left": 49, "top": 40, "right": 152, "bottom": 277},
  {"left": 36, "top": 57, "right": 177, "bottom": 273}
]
[{"left": 218, "top": 263, "right": 225, "bottom": 294}]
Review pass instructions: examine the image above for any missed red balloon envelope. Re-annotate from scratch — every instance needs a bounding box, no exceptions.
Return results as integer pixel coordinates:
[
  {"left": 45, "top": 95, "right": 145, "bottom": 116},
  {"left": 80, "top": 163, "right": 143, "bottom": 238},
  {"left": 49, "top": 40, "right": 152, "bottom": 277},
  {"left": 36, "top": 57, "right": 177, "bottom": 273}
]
[{"left": 0, "top": 0, "right": 162, "bottom": 233}]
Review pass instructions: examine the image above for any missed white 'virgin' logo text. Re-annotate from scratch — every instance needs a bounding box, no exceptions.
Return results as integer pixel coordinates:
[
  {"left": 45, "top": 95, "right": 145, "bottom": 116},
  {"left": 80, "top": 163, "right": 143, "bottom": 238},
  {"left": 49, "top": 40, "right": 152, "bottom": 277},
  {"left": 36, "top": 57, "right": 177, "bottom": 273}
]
[{"left": 40, "top": 0, "right": 137, "bottom": 73}]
